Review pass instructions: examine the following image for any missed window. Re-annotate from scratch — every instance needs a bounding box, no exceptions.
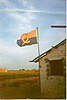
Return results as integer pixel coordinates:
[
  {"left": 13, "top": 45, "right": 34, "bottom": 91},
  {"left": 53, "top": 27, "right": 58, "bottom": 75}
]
[{"left": 50, "top": 59, "right": 64, "bottom": 76}]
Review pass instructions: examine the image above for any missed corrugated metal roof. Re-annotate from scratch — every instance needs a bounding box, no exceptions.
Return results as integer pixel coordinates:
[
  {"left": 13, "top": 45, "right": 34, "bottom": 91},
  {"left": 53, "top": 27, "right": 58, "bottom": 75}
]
[{"left": 29, "top": 39, "right": 66, "bottom": 63}]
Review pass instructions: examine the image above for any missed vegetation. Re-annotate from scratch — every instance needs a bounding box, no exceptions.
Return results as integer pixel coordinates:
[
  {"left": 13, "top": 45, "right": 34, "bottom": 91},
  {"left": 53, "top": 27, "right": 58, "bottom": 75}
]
[{"left": 0, "top": 70, "right": 41, "bottom": 99}]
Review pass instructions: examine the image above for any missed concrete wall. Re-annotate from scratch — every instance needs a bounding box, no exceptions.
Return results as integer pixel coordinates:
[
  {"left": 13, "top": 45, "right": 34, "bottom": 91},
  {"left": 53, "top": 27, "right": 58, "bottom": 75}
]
[{"left": 40, "top": 42, "right": 66, "bottom": 98}]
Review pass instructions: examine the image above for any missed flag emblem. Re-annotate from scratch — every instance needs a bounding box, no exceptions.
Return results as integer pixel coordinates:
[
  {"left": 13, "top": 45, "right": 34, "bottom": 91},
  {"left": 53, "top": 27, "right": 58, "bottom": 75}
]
[{"left": 17, "top": 29, "right": 37, "bottom": 47}]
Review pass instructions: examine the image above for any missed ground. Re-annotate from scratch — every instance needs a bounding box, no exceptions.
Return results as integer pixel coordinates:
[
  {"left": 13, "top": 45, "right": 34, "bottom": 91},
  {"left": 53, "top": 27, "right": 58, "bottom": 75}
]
[{"left": 0, "top": 70, "right": 41, "bottom": 99}]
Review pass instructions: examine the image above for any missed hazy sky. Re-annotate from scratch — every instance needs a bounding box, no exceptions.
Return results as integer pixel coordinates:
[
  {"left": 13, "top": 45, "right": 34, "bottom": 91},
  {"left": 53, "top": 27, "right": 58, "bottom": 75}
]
[{"left": 0, "top": 0, "right": 66, "bottom": 70}]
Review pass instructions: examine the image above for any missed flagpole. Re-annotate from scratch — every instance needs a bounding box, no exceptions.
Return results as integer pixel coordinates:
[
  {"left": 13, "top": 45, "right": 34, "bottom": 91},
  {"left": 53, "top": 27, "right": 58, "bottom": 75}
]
[
  {"left": 36, "top": 27, "right": 41, "bottom": 96},
  {"left": 37, "top": 27, "right": 40, "bottom": 57}
]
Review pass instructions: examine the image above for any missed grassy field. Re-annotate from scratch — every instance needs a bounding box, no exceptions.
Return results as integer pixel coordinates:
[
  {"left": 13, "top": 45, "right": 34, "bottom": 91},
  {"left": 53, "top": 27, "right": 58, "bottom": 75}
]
[{"left": 0, "top": 70, "right": 41, "bottom": 99}]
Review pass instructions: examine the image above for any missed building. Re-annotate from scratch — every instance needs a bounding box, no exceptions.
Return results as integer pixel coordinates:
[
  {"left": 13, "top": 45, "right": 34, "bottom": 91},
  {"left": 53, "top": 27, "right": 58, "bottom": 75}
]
[{"left": 30, "top": 39, "right": 66, "bottom": 98}]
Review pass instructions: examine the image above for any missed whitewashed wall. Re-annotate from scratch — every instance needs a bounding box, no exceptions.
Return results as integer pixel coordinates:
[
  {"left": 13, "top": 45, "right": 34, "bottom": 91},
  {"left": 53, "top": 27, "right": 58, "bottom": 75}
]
[{"left": 40, "top": 42, "right": 66, "bottom": 98}]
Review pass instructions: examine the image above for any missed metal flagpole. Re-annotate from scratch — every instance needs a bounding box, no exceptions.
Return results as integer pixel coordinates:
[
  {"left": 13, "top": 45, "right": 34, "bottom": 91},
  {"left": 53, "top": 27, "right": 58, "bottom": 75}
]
[
  {"left": 36, "top": 27, "right": 41, "bottom": 96},
  {"left": 36, "top": 27, "right": 40, "bottom": 57}
]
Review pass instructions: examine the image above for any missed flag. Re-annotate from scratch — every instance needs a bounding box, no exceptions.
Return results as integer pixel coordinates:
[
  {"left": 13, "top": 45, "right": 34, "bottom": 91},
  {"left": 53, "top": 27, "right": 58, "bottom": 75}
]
[{"left": 17, "top": 29, "right": 37, "bottom": 47}]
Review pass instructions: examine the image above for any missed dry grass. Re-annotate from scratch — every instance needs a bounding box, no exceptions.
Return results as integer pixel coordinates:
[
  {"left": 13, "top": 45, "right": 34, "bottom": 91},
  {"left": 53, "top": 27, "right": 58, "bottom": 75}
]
[{"left": 0, "top": 70, "right": 41, "bottom": 99}]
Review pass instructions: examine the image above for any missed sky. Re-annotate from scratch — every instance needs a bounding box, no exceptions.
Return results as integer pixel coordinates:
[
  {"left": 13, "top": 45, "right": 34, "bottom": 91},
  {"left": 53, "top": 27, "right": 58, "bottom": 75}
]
[{"left": 0, "top": 0, "right": 66, "bottom": 70}]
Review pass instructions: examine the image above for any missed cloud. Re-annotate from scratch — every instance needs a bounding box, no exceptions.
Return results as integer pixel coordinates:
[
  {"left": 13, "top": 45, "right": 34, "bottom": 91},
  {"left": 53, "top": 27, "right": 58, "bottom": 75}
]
[
  {"left": 0, "top": 0, "right": 16, "bottom": 9},
  {"left": 19, "top": 0, "right": 35, "bottom": 10},
  {"left": 0, "top": 38, "right": 38, "bottom": 69},
  {"left": 0, "top": 0, "right": 65, "bottom": 70},
  {"left": 6, "top": 11, "right": 36, "bottom": 37},
  {"left": 0, "top": 0, "right": 65, "bottom": 15},
  {"left": 0, "top": 0, "right": 37, "bottom": 64},
  {"left": 0, "top": 0, "right": 35, "bottom": 11},
  {"left": 0, "top": 0, "right": 8, "bottom": 4},
  {"left": 0, "top": 0, "right": 36, "bottom": 37},
  {"left": 22, "top": 0, "right": 28, "bottom": 7}
]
